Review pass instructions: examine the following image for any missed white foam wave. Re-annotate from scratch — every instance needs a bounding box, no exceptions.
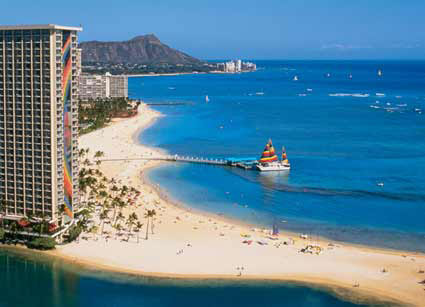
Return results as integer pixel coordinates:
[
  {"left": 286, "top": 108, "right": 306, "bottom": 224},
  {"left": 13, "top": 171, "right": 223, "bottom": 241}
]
[{"left": 329, "top": 93, "right": 370, "bottom": 98}]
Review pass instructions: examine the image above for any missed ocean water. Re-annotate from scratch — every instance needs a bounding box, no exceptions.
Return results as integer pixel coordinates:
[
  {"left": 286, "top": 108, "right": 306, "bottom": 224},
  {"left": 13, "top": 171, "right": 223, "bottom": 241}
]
[
  {"left": 132, "top": 60, "right": 425, "bottom": 252},
  {"left": 0, "top": 248, "right": 399, "bottom": 307}
]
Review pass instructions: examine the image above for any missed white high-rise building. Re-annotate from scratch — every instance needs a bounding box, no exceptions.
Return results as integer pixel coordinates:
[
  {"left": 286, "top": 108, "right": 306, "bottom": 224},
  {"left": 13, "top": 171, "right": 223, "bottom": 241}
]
[
  {"left": 235, "top": 59, "right": 242, "bottom": 72},
  {"left": 79, "top": 72, "right": 128, "bottom": 101}
]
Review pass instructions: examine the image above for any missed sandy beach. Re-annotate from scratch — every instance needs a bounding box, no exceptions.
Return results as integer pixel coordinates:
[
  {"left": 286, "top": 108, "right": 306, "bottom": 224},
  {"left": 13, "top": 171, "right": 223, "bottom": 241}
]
[{"left": 53, "top": 103, "right": 425, "bottom": 306}]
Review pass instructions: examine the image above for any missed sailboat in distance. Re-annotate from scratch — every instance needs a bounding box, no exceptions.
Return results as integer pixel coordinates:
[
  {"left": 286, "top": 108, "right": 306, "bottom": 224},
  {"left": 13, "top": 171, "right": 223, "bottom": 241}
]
[
  {"left": 256, "top": 139, "right": 291, "bottom": 171},
  {"left": 377, "top": 69, "right": 383, "bottom": 77},
  {"left": 205, "top": 95, "right": 210, "bottom": 103}
]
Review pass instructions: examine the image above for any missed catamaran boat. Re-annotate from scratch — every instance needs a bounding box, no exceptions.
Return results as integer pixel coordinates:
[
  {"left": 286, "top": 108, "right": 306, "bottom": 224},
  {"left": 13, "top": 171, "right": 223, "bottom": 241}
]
[{"left": 256, "top": 140, "right": 291, "bottom": 172}]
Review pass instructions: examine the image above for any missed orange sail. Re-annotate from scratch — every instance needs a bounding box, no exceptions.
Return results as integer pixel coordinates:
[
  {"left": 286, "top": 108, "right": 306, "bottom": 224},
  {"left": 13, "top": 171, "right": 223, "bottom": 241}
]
[
  {"left": 282, "top": 147, "right": 289, "bottom": 164},
  {"left": 259, "top": 139, "right": 278, "bottom": 163},
  {"left": 281, "top": 147, "right": 287, "bottom": 160}
]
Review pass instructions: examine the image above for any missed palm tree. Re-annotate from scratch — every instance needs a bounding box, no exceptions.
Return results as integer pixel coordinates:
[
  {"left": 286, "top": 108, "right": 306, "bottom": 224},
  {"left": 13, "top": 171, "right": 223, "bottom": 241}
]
[
  {"left": 113, "top": 223, "right": 122, "bottom": 239},
  {"left": 34, "top": 213, "right": 48, "bottom": 237},
  {"left": 134, "top": 221, "right": 143, "bottom": 243},
  {"left": 111, "top": 185, "right": 119, "bottom": 197},
  {"left": 78, "top": 208, "right": 92, "bottom": 229},
  {"left": 97, "top": 189, "right": 108, "bottom": 201},
  {"left": 111, "top": 196, "right": 121, "bottom": 225},
  {"left": 144, "top": 209, "right": 156, "bottom": 240},
  {"left": 94, "top": 150, "right": 104, "bottom": 160},
  {"left": 58, "top": 204, "right": 65, "bottom": 227},
  {"left": 114, "top": 211, "right": 125, "bottom": 227},
  {"left": 120, "top": 185, "right": 129, "bottom": 196},
  {"left": 126, "top": 212, "right": 138, "bottom": 241},
  {"left": 90, "top": 225, "right": 99, "bottom": 241},
  {"left": 79, "top": 148, "right": 87, "bottom": 159},
  {"left": 150, "top": 209, "right": 157, "bottom": 234},
  {"left": 99, "top": 208, "right": 110, "bottom": 236},
  {"left": 94, "top": 169, "right": 103, "bottom": 178}
]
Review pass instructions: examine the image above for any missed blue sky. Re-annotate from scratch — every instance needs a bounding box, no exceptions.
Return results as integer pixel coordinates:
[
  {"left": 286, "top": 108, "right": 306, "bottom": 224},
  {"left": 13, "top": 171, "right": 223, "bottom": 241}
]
[{"left": 1, "top": 0, "right": 424, "bottom": 60}]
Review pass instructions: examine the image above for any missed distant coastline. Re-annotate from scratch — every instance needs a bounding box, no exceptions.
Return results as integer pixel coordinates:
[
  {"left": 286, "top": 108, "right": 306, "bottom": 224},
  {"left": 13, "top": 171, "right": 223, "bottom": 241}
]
[
  {"left": 126, "top": 69, "right": 256, "bottom": 78},
  {"left": 126, "top": 72, "right": 206, "bottom": 77}
]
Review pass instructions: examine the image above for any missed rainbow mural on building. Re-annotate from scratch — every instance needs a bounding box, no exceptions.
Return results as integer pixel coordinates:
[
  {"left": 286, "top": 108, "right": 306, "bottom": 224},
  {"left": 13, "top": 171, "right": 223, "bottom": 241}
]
[{"left": 62, "top": 33, "right": 73, "bottom": 218}]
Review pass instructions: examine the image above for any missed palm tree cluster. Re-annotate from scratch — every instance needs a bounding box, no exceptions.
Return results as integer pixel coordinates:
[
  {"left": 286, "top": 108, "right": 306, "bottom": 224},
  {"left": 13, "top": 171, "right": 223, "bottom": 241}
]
[
  {"left": 79, "top": 98, "right": 138, "bottom": 135},
  {"left": 77, "top": 148, "right": 156, "bottom": 243}
]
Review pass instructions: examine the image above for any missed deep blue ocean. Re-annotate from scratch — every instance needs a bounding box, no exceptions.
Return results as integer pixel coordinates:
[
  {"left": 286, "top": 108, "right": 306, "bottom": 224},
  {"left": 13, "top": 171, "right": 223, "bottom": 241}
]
[
  {"left": 0, "top": 248, "right": 399, "bottom": 307},
  {"left": 132, "top": 60, "right": 425, "bottom": 252}
]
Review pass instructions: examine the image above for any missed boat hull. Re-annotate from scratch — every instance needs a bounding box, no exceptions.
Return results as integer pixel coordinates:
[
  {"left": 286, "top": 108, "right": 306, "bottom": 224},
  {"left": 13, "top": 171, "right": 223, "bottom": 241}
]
[{"left": 256, "top": 162, "right": 290, "bottom": 172}]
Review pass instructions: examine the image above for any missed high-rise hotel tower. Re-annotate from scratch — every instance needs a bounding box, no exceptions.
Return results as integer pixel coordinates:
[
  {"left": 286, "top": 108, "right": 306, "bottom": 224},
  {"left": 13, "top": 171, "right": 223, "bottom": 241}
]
[{"left": 0, "top": 24, "right": 82, "bottom": 221}]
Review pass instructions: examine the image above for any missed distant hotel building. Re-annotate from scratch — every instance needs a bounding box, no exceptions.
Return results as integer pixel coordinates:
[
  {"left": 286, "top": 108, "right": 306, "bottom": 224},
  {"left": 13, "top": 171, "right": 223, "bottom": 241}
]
[
  {"left": 79, "top": 74, "right": 107, "bottom": 100},
  {"left": 216, "top": 60, "right": 257, "bottom": 73},
  {"left": 79, "top": 72, "right": 128, "bottom": 101},
  {"left": 219, "top": 59, "right": 256, "bottom": 73},
  {"left": 0, "top": 24, "right": 82, "bottom": 221}
]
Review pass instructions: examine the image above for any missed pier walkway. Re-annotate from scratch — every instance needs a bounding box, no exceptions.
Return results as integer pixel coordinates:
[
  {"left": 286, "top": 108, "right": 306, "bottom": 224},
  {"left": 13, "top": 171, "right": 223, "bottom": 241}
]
[{"left": 101, "top": 154, "right": 228, "bottom": 166}]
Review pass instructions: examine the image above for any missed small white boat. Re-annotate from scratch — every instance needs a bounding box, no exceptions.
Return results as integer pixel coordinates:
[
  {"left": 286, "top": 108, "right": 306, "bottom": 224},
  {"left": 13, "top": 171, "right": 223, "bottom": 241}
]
[
  {"left": 349, "top": 73, "right": 353, "bottom": 79},
  {"left": 325, "top": 72, "right": 331, "bottom": 78},
  {"left": 256, "top": 92, "right": 265, "bottom": 96},
  {"left": 256, "top": 141, "right": 290, "bottom": 172},
  {"left": 205, "top": 95, "right": 210, "bottom": 102},
  {"left": 293, "top": 75, "right": 298, "bottom": 81},
  {"left": 378, "top": 69, "right": 383, "bottom": 77}
]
